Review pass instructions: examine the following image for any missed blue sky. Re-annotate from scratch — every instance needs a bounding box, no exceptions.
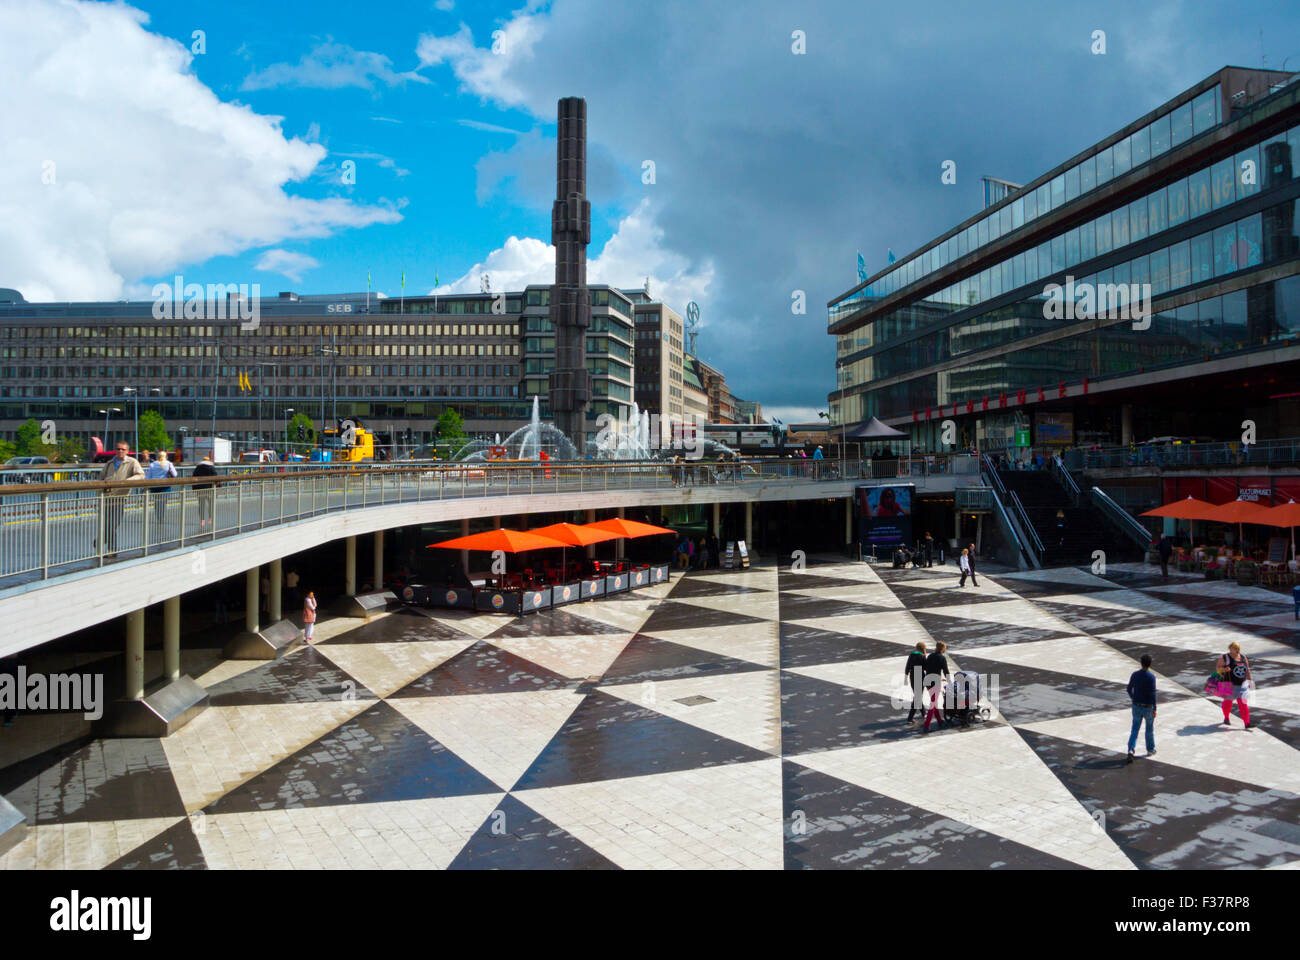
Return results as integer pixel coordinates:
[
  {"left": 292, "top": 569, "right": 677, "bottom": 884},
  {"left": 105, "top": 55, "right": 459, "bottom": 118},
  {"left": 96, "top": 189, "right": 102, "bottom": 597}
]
[{"left": 4, "top": 0, "right": 1300, "bottom": 420}]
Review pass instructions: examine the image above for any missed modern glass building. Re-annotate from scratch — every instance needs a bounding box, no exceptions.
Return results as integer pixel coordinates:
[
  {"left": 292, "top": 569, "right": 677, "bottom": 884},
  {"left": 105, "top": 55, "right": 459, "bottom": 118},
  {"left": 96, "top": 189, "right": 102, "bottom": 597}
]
[
  {"left": 0, "top": 283, "right": 636, "bottom": 450},
  {"left": 828, "top": 66, "right": 1300, "bottom": 455}
]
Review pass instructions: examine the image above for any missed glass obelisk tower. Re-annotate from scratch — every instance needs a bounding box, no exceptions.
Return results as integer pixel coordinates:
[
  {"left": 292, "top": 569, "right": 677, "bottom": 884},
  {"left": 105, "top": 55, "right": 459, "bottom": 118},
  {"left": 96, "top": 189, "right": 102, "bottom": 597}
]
[{"left": 547, "top": 96, "right": 592, "bottom": 455}]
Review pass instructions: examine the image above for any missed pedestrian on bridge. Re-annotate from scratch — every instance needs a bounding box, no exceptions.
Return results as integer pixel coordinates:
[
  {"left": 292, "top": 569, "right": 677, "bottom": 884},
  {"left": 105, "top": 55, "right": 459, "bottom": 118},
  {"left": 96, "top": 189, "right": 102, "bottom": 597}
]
[
  {"left": 145, "top": 450, "right": 177, "bottom": 530},
  {"left": 99, "top": 440, "right": 144, "bottom": 556},
  {"left": 192, "top": 452, "right": 218, "bottom": 528}
]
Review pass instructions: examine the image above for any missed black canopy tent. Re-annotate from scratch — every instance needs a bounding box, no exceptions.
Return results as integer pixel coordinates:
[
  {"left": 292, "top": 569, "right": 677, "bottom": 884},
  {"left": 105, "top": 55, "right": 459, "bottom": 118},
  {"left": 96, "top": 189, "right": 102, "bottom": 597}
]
[{"left": 844, "top": 417, "right": 910, "bottom": 460}]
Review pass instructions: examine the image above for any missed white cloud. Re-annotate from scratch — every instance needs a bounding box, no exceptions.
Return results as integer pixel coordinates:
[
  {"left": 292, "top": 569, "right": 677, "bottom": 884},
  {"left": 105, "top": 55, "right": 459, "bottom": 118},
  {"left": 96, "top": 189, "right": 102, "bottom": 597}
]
[
  {"left": 0, "top": 0, "right": 400, "bottom": 303},
  {"left": 435, "top": 199, "right": 714, "bottom": 316},
  {"left": 415, "top": 18, "right": 546, "bottom": 106},
  {"left": 242, "top": 40, "right": 430, "bottom": 91},
  {"left": 255, "top": 249, "right": 320, "bottom": 283},
  {"left": 435, "top": 0, "right": 455, "bottom": 10}
]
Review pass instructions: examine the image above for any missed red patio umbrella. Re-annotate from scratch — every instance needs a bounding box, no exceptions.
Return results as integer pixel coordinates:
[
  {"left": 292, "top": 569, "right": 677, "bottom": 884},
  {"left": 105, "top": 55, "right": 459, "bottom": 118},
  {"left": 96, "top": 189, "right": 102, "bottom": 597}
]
[
  {"left": 1141, "top": 496, "right": 1218, "bottom": 547},
  {"left": 427, "top": 528, "right": 572, "bottom": 586},
  {"left": 583, "top": 518, "right": 677, "bottom": 538},
  {"left": 1259, "top": 500, "right": 1300, "bottom": 561},
  {"left": 1205, "top": 497, "right": 1271, "bottom": 553}
]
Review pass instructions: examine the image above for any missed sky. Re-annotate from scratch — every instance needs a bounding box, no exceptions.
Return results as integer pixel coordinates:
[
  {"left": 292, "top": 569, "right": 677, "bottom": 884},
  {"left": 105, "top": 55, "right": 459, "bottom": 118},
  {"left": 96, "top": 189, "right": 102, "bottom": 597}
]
[{"left": 3, "top": 0, "right": 1299, "bottom": 423}]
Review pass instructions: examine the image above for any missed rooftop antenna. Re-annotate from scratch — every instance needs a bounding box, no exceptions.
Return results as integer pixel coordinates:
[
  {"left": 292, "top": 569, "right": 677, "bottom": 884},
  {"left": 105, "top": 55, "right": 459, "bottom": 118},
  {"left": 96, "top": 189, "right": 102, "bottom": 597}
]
[{"left": 685, "top": 300, "right": 700, "bottom": 356}]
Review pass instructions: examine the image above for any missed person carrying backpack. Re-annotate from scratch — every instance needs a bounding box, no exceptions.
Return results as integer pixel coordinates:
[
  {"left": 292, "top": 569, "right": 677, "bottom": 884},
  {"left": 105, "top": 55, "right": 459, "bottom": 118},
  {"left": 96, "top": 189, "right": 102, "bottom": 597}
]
[
  {"left": 903, "top": 642, "right": 927, "bottom": 724},
  {"left": 1216, "top": 642, "right": 1253, "bottom": 729}
]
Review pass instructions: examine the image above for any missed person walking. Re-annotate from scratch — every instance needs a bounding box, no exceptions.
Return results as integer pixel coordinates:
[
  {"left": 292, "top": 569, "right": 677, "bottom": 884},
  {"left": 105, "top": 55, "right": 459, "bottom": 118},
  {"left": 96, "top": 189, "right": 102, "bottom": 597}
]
[
  {"left": 99, "top": 440, "right": 144, "bottom": 556},
  {"left": 1217, "top": 642, "right": 1253, "bottom": 729},
  {"left": 967, "top": 543, "right": 980, "bottom": 587},
  {"left": 959, "top": 547, "right": 974, "bottom": 587},
  {"left": 1157, "top": 534, "right": 1173, "bottom": 578},
  {"left": 302, "top": 590, "right": 317, "bottom": 643},
  {"left": 904, "top": 641, "right": 927, "bottom": 724},
  {"left": 812, "top": 444, "right": 824, "bottom": 480},
  {"left": 676, "top": 537, "right": 691, "bottom": 570},
  {"left": 695, "top": 536, "right": 710, "bottom": 570},
  {"left": 260, "top": 572, "right": 271, "bottom": 616},
  {"left": 923, "top": 530, "right": 935, "bottom": 568},
  {"left": 192, "top": 451, "right": 217, "bottom": 529},
  {"left": 285, "top": 568, "right": 301, "bottom": 608},
  {"left": 144, "top": 449, "right": 177, "bottom": 532},
  {"left": 1126, "top": 653, "right": 1158, "bottom": 761},
  {"left": 922, "top": 640, "right": 951, "bottom": 732}
]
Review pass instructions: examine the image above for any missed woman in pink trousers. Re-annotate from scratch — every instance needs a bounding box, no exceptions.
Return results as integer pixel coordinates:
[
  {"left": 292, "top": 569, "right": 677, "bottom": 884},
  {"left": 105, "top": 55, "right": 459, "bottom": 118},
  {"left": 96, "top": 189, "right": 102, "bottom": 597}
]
[{"left": 302, "top": 590, "right": 317, "bottom": 643}]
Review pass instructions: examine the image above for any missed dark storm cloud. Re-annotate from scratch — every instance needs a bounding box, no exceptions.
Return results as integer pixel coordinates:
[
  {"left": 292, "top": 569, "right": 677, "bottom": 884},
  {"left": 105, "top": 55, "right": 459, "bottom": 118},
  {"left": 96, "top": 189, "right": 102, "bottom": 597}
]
[{"left": 440, "top": 0, "right": 1298, "bottom": 411}]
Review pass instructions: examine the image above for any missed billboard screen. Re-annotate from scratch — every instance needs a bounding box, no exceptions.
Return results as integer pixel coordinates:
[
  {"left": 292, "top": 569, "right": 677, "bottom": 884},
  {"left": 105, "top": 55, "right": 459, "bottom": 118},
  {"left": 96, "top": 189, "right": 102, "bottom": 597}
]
[{"left": 857, "top": 484, "right": 914, "bottom": 549}]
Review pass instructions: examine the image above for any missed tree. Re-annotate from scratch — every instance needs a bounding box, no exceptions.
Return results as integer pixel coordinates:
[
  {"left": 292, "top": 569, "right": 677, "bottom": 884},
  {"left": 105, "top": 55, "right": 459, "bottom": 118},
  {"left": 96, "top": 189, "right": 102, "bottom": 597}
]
[
  {"left": 138, "top": 410, "right": 172, "bottom": 452},
  {"left": 436, "top": 408, "right": 466, "bottom": 457},
  {"left": 287, "top": 412, "right": 316, "bottom": 453},
  {"left": 15, "top": 418, "right": 41, "bottom": 456},
  {"left": 0, "top": 439, "right": 16, "bottom": 462},
  {"left": 56, "top": 436, "right": 86, "bottom": 463}
]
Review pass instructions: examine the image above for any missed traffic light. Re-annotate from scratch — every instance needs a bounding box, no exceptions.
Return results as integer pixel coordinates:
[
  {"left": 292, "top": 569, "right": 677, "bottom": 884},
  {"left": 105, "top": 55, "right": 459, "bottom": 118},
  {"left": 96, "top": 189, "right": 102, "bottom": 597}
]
[{"left": 297, "top": 423, "right": 306, "bottom": 441}]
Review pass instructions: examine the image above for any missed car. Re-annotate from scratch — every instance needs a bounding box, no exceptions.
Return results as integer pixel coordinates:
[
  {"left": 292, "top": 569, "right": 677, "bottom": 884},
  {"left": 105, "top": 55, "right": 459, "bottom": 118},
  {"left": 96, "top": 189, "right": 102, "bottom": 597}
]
[{"left": 4, "top": 456, "right": 50, "bottom": 466}]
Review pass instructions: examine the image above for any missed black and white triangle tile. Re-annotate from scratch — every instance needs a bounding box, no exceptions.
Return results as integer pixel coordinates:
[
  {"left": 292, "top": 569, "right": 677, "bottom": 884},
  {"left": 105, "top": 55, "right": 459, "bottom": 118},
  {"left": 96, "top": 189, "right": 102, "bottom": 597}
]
[{"left": 3, "top": 556, "right": 1298, "bottom": 870}]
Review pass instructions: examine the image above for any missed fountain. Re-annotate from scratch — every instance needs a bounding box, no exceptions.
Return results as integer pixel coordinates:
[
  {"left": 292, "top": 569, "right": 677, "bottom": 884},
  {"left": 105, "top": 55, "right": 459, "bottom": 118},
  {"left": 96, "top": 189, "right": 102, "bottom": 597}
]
[{"left": 456, "top": 396, "right": 579, "bottom": 462}]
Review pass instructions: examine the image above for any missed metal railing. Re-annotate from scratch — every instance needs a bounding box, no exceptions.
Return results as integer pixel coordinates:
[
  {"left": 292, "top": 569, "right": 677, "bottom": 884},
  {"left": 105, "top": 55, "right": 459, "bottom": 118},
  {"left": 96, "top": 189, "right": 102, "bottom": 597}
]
[
  {"left": 987, "top": 484, "right": 1036, "bottom": 570},
  {"left": 1068, "top": 437, "right": 1300, "bottom": 471},
  {"left": 955, "top": 486, "right": 995, "bottom": 511},
  {"left": 1091, "top": 486, "right": 1156, "bottom": 550},
  {"left": 1050, "top": 454, "right": 1081, "bottom": 504},
  {"left": 1007, "top": 488, "right": 1044, "bottom": 560},
  {"left": 0, "top": 456, "right": 901, "bottom": 589}
]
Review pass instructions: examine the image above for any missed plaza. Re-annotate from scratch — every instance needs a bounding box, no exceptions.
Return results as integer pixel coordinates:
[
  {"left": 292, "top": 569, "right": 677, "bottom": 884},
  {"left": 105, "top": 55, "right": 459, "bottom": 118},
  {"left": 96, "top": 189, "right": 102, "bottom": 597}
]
[{"left": 2, "top": 556, "right": 1297, "bottom": 871}]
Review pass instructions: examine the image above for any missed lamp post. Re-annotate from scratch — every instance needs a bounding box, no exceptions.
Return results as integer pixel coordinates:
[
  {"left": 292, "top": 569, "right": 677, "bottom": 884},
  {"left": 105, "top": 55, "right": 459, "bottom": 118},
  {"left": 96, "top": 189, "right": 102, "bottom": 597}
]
[
  {"left": 122, "top": 387, "right": 138, "bottom": 452},
  {"left": 284, "top": 408, "right": 294, "bottom": 461},
  {"left": 99, "top": 407, "right": 122, "bottom": 448}
]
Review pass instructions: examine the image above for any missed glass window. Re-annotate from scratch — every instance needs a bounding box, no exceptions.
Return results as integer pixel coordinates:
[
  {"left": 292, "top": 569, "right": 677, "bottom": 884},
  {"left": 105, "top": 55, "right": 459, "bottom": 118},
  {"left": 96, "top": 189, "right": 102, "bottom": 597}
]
[
  {"left": 1188, "top": 167, "right": 1212, "bottom": 219},
  {"left": 1263, "top": 199, "right": 1299, "bottom": 263},
  {"left": 1023, "top": 189, "right": 1037, "bottom": 221},
  {"left": 979, "top": 217, "right": 991, "bottom": 246},
  {"left": 1066, "top": 226, "right": 1080, "bottom": 265},
  {"left": 1131, "top": 124, "right": 1151, "bottom": 168},
  {"left": 1000, "top": 259, "right": 1012, "bottom": 292},
  {"left": 1000, "top": 205, "right": 1013, "bottom": 237},
  {"left": 1288, "top": 125, "right": 1300, "bottom": 181},
  {"left": 1012, "top": 197, "right": 1025, "bottom": 229},
  {"left": 1130, "top": 254, "right": 1150, "bottom": 290},
  {"left": 1112, "top": 206, "right": 1130, "bottom": 248},
  {"left": 1113, "top": 260, "right": 1131, "bottom": 292},
  {"left": 1095, "top": 147, "right": 1113, "bottom": 184},
  {"left": 1050, "top": 174, "right": 1066, "bottom": 209},
  {"left": 1037, "top": 242, "right": 1052, "bottom": 279},
  {"left": 1113, "top": 136, "right": 1132, "bottom": 176},
  {"left": 1149, "top": 113, "right": 1171, "bottom": 156},
  {"left": 1199, "top": 295, "right": 1222, "bottom": 350},
  {"left": 1192, "top": 88, "right": 1218, "bottom": 135},
  {"left": 990, "top": 262, "right": 1003, "bottom": 297},
  {"left": 1035, "top": 183, "right": 1051, "bottom": 216},
  {"left": 1236, "top": 212, "right": 1262, "bottom": 270},
  {"left": 1080, "top": 218, "right": 1096, "bottom": 261},
  {"left": 1013, "top": 250, "right": 1026, "bottom": 288},
  {"left": 1129, "top": 198, "right": 1149, "bottom": 242},
  {"left": 1167, "top": 177, "right": 1189, "bottom": 227},
  {"left": 1078, "top": 156, "right": 1096, "bottom": 194},
  {"left": 979, "top": 268, "right": 990, "bottom": 301},
  {"left": 1211, "top": 157, "right": 1235, "bottom": 209},
  {"left": 1065, "top": 165, "right": 1080, "bottom": 202},
  {"left": 1171, "top": 101, "right": 1194, "bottom": 146},
  {"left": 1262, "top": 133, "right": 1291, "bottom": 189},
  {"left": 1213, "top": 222, "right": 1237, "bottom": 277},
  {"left": 956, "top": 230, "right": 967, "bottom": 258},
  {"left": 1169, "top": 240, "right": 1191, "bottom": 289},
  {"left": 1051, "top": 235, "right": 1065, "bottom": 272},
  {"left": 1096, "top": 213, "right": 1112, "bottom": 254},
  {"left": 1148, "top": 188, "right": 1168, "bottom": 235},
  {"left": 1235, "top": 144, "right": 1260, "bottom": 199}
]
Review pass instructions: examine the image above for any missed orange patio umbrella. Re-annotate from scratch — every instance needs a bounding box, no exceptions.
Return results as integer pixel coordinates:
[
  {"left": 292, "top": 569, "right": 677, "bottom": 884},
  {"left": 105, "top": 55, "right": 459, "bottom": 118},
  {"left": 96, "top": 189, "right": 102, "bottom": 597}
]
[
  {"left": 584, "top": 518, "right": 677, "bottom": 538},
  {"left": 1140, "top": 496, "right": 1217, "bottom": 520},
  {"left": 527, "top": 522, "right": 622, "bottom": 579},
  {"left": 1260, "top": 500, "right": 1300, "bottom": 560},
  {"left": 1205, "top": 497, "right": 1272, "bottom": 553},
  {"left": 427, "top": 528, "right": 570, "bottom": 553}
]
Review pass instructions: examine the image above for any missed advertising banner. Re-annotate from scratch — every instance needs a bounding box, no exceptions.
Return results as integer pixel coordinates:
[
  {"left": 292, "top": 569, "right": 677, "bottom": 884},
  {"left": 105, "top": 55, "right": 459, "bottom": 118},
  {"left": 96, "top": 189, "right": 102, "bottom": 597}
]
[
  {"left": 1034, "top": 412, "right": 1074, "bottom": 446},
  {"left": 858, "top": 484, "right": 914, "bottom": 549}
]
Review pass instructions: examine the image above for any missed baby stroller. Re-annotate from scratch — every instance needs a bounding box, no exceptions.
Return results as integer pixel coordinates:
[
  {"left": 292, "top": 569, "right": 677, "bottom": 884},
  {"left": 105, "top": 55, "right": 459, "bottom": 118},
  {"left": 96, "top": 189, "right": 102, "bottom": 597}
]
[{"left": 946, "top": 671, "right": 992, "bottom": 726}]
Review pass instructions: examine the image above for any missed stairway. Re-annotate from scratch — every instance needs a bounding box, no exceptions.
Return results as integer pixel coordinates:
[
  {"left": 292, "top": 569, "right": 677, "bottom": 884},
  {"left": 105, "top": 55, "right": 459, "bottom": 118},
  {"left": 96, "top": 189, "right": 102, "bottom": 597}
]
[{"left": 998, "top": 470, "right": 1143, "bottom": 568}]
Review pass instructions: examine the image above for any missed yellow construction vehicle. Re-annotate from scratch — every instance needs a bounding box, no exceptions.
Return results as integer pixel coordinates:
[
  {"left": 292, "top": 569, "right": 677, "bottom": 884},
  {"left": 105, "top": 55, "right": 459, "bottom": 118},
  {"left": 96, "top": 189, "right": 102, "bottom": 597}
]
[{"left": 318, "top": 419, "right": 377, "bottom": 462}]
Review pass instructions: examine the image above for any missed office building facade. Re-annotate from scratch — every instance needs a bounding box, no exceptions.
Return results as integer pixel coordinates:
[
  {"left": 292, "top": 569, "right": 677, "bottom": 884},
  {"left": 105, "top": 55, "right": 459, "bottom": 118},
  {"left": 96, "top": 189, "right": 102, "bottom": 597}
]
[{"left": 828, "top": 66, "right": 1300, "bottom": 454}]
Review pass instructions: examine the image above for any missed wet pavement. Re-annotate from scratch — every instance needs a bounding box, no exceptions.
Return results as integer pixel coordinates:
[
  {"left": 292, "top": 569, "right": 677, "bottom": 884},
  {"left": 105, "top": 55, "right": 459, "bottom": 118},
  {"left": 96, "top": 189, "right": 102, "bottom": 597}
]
[{"left": 2, "top": 559, "right": 1299, "bottom": 870}]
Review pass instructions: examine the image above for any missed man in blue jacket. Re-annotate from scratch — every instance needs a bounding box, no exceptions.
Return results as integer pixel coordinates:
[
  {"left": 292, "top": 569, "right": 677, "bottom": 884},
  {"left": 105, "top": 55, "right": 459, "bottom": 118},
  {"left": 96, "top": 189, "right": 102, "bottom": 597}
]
[{"left": 1126, "top": 653, "right": 1157, "bottom": 762}]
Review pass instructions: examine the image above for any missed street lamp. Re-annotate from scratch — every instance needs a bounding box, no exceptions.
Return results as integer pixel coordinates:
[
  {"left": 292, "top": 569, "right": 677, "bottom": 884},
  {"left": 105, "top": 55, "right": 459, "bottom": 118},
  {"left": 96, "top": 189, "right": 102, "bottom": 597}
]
[
  {"left": 121, "top": 387, "right": 139, "bottom": 451},
  {"left": 99, "top": 407, "right": 122, "bottom": 448},
  {"left": 283, "top": 408, "right": 294, "bottom": 460}
]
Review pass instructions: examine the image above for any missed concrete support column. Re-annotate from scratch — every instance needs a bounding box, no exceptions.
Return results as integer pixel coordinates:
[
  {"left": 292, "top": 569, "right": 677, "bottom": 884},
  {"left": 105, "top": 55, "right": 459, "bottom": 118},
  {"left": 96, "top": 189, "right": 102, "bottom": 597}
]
[
  {"left": 616, "top": 507, "right": 625, "bottom": 559},
  {"left": 493, "top": 516, "right": 502, "bottom": 529},
  {"left": 163, "top": 596, "right": 180, "bottom": 682},
  {"left": 712, "top": 502, "right": 721, "bottom": 537},
  {"left": 345, "top": 536, "right": 357, "bottom": 596},
  {"left": 744, "top": 501, "right": 753, "bottom": 548},
  {"left": 245, "top": 567, "right": 259, "bottom": 634},
  {"left": 269, "top": 557, "right": 282, "bottom": 622},
  {"left": 585, "top": 508, "right": 596, "bottom": 558},
  {"left": 460, "top": 517, "right": 470, "bottom": 575},
  {"left": 125, "top": 609, "right": 145, "bottom": 700},
  {"left": 373, "top": 529, "right": 384, "bottom": 592},
  {"left": 955, "top": 509, "right": 962, "bottom": 541},
  {"left": 845, "top": 497, "right": 853, "bottom": 546},
  {"left": 1121, "top": 404, "right": 1133, "bottom": 446}
]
